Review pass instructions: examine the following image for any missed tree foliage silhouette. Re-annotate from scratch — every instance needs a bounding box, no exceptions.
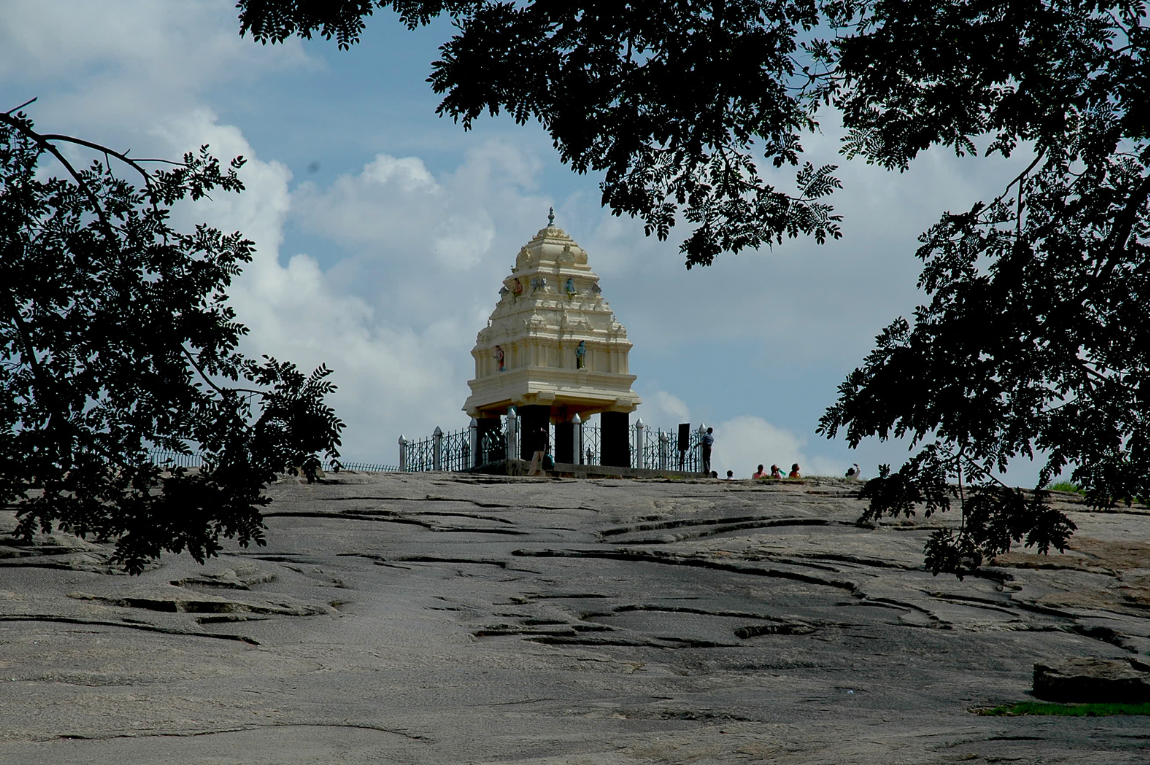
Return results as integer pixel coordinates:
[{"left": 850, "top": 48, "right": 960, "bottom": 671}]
[
  {"left": 1, "top": 104, "right": 344, "bottom": 573},
  {"left": 237, "top": 0, "right": 1149, "bottom": 576},
  {"left": 238, "top": 0, "right": 843, "bottom": 268},
  {"left": 816, "top": 0, "right": 1149, "bottom": 576}
]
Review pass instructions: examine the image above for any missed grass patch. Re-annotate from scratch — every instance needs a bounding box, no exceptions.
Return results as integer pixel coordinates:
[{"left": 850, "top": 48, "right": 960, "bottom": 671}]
[
  {"left": 1043, "top": 481, "right": 1146, "bottom": 506},
  {"left": 977, "top": 701, "right": 1150, "bottom": 716}
]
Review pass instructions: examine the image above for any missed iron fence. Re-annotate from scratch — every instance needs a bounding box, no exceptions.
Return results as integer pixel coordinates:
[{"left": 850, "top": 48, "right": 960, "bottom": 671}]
[
  {"left": 327, "top": 461, "right": 400, "bottom": 473},
  {"left": 148, "top": 449, "right": 204, "bottom": 469},
  {"left": 401, "top": 417, "right": 705, "bottom": 473},
  {"left": 440, "top": 427, "right": 471, "bottom": 472},
  {"left": 581, "top": 423, "right": 600, "bottom": 466},
  {"left": 147, "top": 450, "right": 398, "bottom": 474},
  {"left": 638, "top": 426, "right": 698, "bottom": 472},
  {"left": 403, "top": 433, "right": 436, "bottom": 472}
]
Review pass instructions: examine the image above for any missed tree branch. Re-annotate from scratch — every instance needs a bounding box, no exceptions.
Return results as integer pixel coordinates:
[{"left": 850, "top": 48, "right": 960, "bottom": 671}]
[
  {"left": 4, "top": 97, "right": 38, "bottom": 115},
  {"left": 0, "top": 112, "right": 118, "bottom": 245},
  {"left": 181, "top": 346, "right": 265, "bottom": 401}
]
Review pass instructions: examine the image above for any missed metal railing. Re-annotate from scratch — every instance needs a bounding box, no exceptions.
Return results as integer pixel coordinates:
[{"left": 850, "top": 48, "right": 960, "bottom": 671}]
[
  {"left": 147, "top": 449, "right": 204, "bottom": 469},
  {"left": 402, "top": 434, "right": 435, "bottom": 473},
  {"left": 635, "top": 425, "right": 700, "bottom": 472},
  {"left": 439, "top": 426, "right": 471, "bottom": 472},
  {"left": 399, "top": 415, "right": 707, "bottom": 473},
  {"left": 147, "top": 450, "right": 398, "bottom": 474},
  {"left": 331, "top": 461, "right": 400, "bottom": 473},
  {"left": 582, "top": 423, "right": 601, "bottom": 466}
]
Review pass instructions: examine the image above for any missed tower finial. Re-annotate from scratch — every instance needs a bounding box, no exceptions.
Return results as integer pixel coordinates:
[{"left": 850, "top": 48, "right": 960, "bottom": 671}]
[{"left": 547, "top": 206, "right": 555, "bottom": 227}]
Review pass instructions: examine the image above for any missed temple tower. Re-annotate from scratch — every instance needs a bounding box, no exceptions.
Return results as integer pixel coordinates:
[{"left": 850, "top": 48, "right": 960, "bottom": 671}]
[{"left": 463, "top": 211, "right": 640, "bottom": 466}]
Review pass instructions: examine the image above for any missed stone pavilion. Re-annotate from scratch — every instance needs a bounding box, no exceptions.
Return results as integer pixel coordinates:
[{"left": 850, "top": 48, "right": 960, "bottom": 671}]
[{"left": 463, "top": 212, "right": 641, "bottom": 466}]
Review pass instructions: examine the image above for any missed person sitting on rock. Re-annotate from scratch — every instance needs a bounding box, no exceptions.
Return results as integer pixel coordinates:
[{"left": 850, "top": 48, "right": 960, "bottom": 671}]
[
  {"left": 752, "top": 464, "right": 767, "bottom": 479},
  {"left": 845, "top": 463, "right": 860, "bottom": 479},
  {"left": 788, "top": 463, "right": 801, "bottom": 479},
  {"left": 770, "top": 464, "right": 783, "bottom": 479}
]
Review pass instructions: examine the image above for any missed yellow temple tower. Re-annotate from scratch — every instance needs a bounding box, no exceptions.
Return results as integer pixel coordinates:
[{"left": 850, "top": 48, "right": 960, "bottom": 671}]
[{"left": 463, "top": 211, "right": 640, "bottom": 465}]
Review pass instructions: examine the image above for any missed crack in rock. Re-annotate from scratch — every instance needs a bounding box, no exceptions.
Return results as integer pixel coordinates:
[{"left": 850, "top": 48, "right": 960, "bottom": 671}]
[
  {"left": 600, "top": 516, "right": 835, "bottom": 538},
  {"left": 529, "top": 635, "right": 663, "bottom": 647},
  {"left": 262, "top": 510, "right": 527, "bottom": 535},
  {"left": 926, "top": 592, "right": 1023, "bottom": 617},
  {"left": 56, "top": 722, "right": 429, "bottom": 742},
  {"left": 394, "top": 555, "right": 509, "bottom": 568},
  {"left": 606, "top": 604, "right": 790, "bottom": 620},
  {"left": 67, "top": 591, "right": 330, "bottom": 617},
  {"left": 517, "top": 592, "right": 613, "bottom": 600},
  {"left": 170, "top": 565, "right": 277, "bottom": 591},
  {"left": 860, "top": 597, "right": 945, "bottom": 623},
  {"left": 0, "top": 614, "right": 259, "bottom": 645},
  {"left": 474, "top": 623, "right": 614, "bottom": 638},
  {"left": 513, "top": 548, "right": 860, "bottom": 593},
  {"left": 1069, "top": 623, "right": 1136, "bottom": 650},
  {"left": 734, "top": 622, "right": 818, "bottom": 638},
  {"left": 781, "top": 552, "right": 918, "bottom": 571},
  {"left": 423, "top": 494, "right": 580, "bottom": 512}
]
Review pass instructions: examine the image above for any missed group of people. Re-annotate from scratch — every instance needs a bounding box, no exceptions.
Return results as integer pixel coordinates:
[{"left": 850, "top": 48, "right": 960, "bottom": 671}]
[
  {"left": 751, "top": 463, "right": 800, "bottom": 480},
  {"left": 699, "top": 428, "right": 804, "bottom": 481},
  {"left": 700, "top": 428, "right": 856, "bottom": 481}
]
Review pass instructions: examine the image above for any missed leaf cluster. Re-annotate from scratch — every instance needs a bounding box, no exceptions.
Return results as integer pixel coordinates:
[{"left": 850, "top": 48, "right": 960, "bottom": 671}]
[
  {"left": 238, "top": 1, "right": 485, "bottom": 47},
  {"left": 1, "top": 108, "right": 344, "bottom": 573},
  {"left": 238, "top": 0, "right": 843, "bottom": 267},
  {"left": 819, "top": 0, "right": 1148, "bottom": 575}
]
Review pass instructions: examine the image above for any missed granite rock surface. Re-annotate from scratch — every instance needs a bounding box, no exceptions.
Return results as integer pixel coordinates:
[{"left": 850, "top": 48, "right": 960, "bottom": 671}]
[{"left": 2, "top": 473, "right": 1148, "bottom": 764}]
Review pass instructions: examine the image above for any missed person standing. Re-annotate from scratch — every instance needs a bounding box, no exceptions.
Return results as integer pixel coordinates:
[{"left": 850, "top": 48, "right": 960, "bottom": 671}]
[{"left": 701, "top": 427, "right": 714, "bottom": 475}]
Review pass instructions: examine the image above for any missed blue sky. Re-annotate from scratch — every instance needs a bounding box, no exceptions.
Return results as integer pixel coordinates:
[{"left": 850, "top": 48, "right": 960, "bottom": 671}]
[{"left": 1, "top": 1, "right": 1049, "bottom": 484}]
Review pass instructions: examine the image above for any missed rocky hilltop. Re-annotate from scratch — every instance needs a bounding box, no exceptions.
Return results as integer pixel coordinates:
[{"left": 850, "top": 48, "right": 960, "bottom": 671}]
[{"left": 2, "top": 473, "right": 1149, "bottom": 764}]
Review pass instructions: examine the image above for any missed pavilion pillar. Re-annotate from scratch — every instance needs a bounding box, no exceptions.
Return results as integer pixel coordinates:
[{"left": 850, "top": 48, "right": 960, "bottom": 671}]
[
  {"left": 518, "top": 405, "right": 551, "bottom": 461},
  {"left": 600, "top": 411, "right": 630, "bottom": 468}
]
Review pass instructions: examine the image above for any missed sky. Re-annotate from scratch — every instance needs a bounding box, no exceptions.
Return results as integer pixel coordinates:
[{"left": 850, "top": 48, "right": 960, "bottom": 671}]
[{"left": 1, "top": 0, "right": 1049, "bottom": 484}]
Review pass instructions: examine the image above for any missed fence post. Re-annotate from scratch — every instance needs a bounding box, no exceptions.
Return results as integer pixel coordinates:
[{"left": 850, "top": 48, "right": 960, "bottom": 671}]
[
  {"left": 659, "top": 430, "right": 669, "bottom": 470},
  {"left": 469, "top": 418, "right": 478, "bottom": 469},
  {"left": 433, "top": 426, "right": 443, "bottom": 471},
  {"left": 634, "top": 418, "right": 646, "bottom": 470},
  {"left": 506, "top": 407, "right": 519, "bottom": 461},
  {"left": 572, "top": 413, "right": 582, "bottom": 465},
  {"left": 398, "top": 435, "right": 407, "bottom": 472}
]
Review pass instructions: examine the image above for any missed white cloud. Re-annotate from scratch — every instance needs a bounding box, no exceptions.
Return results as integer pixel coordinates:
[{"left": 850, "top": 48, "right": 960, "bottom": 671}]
[
  {"left": 638, "top": 391, "right": 691, "bottom": 426},
  {"left": 565, "top": 112, "right": 1033, "bottom": 368},
  {"left": 145, "top": 110, "right": 471, "bottom": 462},
  {"left": 0, "top": 0, "right": 310, "bottom": 131}
]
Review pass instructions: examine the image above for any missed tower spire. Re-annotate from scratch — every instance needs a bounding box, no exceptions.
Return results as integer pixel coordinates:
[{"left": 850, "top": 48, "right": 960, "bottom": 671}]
[{"left": 547, "top": 206, "right": 555, "bottom": 227}]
